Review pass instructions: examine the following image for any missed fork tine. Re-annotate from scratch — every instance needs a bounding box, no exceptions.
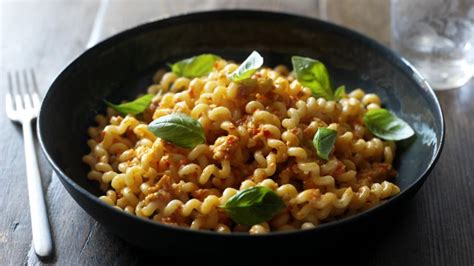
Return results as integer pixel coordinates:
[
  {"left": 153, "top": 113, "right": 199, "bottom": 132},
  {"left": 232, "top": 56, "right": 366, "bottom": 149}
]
[
  {"left": 13, "top": 71, "right": 24, "bottom": 110},
  {"left": 29, "top": 69, "right": 41, "bottom": 109},
  {"left": 29, "top": 69, "right": 40, "bottom": 94},
  {"left": 5, "top": 93, "right": 14, "bottom": 115},
  {"left": 21, "top": 70, "right": 33, "bottom": 109}
]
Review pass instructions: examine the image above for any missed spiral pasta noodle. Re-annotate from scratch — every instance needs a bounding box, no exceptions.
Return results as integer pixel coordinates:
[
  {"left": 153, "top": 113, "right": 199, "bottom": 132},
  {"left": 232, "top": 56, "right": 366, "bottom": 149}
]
[{"left": 83, "top": 57, "right": 399, "bottom": 233}]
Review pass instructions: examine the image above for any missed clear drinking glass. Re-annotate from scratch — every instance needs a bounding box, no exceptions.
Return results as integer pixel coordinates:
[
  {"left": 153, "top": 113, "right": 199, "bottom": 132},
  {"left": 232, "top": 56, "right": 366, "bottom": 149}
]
[{"left": 391, "top": 0, "right": 474, "bottom": 90}]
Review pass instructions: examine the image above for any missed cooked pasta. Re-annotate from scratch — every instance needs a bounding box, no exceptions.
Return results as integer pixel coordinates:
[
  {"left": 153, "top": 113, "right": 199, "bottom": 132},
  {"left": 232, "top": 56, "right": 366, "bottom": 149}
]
[{"left": 82, "top": 56, "right": 400, "bottom": 233}]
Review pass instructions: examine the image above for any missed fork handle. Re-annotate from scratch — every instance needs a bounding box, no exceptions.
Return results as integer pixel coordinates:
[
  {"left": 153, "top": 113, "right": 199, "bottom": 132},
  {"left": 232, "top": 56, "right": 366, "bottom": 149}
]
[{"left": 22, "top": 120, "right": 53, "bottom": 257}]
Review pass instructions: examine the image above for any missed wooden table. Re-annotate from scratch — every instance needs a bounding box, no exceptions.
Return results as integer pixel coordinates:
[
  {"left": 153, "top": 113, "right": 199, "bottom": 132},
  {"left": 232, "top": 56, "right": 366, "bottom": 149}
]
[{"left": 1, "top": 1, "right": 472, "bottom": 265}]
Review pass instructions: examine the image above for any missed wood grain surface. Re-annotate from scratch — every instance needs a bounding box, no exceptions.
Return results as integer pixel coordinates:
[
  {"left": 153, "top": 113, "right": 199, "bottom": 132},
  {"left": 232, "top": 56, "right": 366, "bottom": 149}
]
[
  {"left": 0, "top": 1, "right": 99, "bottom": 263},
  {"left": 1, "top": 0, "right": 472, "bottom": 265}
]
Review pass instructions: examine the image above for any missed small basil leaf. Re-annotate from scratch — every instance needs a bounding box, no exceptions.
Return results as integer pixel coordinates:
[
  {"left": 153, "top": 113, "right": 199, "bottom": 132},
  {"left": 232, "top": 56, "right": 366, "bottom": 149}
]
[
  {"left": 222, "top": 186, "right": 285, "bottom": 226},
  {"left": 364, "top": 109, "right": 415, "bottom": 141},
  {"left": 228, "top": 51, "right": 264, "bottom": 82},
  {"left": 313, "top": 128, "right": 338, "bottom": 160},
  {"left": 334, "top": 85, "right": 346, "bottom": 100},
  {"left": 105, "top": 94, "right": 154, "bottom": 115},
  {"left": 170, "top": 54, "right": 220, "bottom": 78},
  {"left": 292, "top": 56, "right": 334, "bottom": 100},
  {"left": 148, "top": 113, "right": 205, "bottom": 148}
]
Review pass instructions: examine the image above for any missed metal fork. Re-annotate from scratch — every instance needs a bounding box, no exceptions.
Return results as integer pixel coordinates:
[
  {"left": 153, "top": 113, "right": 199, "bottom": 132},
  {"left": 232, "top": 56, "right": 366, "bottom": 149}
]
[{"left": 5, "top": 70, "right": 53, "bottom": 257}]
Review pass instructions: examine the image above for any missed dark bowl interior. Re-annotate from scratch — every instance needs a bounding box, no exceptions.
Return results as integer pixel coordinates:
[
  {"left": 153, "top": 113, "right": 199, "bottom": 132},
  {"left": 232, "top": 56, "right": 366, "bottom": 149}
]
[{"left": 38, "top": 10, "right": 444, "bottom": 253}]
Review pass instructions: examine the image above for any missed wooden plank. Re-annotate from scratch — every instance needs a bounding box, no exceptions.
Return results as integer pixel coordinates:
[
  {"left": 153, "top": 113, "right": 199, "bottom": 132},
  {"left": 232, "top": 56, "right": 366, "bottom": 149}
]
[
  {"left": 88, "top": 0, "right": 320, "bottom": 45},
  {"left": 325, "top": 0, "right": 391, "bottom": 45},
  {"left": 2, "top": 0, "right": 473, "bottom": 265},
  {"left": 0, "top": 1, "right": 99, "bottom": 264}
]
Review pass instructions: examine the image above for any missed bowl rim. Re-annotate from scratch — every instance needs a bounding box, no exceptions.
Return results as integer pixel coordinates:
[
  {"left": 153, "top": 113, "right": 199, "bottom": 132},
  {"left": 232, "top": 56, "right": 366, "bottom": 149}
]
[{"left": 38, "top": 9, "right": 445, "bottom": 238}]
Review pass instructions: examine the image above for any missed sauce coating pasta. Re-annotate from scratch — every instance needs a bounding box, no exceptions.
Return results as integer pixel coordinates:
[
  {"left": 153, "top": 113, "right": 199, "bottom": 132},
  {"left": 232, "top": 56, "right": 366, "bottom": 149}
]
[{"left": 83, "top": 57, "right": 400, "bottom": 233}]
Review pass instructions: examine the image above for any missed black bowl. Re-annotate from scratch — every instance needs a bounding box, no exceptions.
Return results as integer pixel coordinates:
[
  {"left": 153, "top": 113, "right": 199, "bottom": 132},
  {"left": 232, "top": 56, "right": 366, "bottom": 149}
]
[{"left": 38, "top": 10, "right": 444, "bottom": 254}]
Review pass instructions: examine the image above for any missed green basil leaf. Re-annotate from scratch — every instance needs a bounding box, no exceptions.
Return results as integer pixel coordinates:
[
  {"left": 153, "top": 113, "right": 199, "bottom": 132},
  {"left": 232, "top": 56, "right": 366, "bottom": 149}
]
[
  {"left": 364, "top": 109, "right": 415, "bottom": 141},
  {"left": 148, "top": 113, "right": 205, "bottom": 148},
  {"left": 170, "top": 54, "right": 220, "bottom": 78},
  {"left": 313, "top": 127, "right": 338, "bottom": 160},
  {"left": 334, "top": 85, "right": 346, "bottom": 100},
  {"left": 228, "top": 51, "right": 264, "bottom": 82},
  {"left": 292, "top": 56, "right": 334, "bottom": 100},
  {"left": 105, "top": 94, "right": 154, "bottom": 115},
  {"left": 222, "top": 186, "right": 285, "bottom": 226}
]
